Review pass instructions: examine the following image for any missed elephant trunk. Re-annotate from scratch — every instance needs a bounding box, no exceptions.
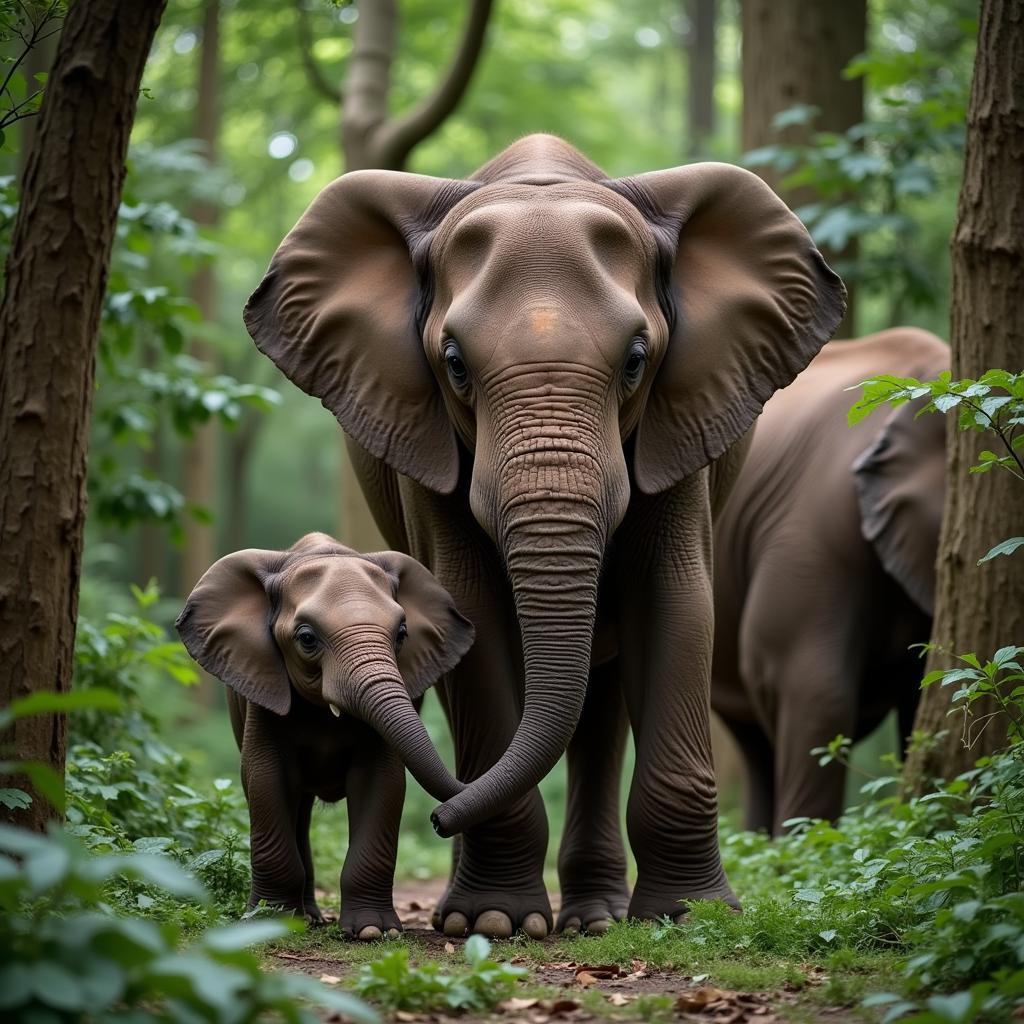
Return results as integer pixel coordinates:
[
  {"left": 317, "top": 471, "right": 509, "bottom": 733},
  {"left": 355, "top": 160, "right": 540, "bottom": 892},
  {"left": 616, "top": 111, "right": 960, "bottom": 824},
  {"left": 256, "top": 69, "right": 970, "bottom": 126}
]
[
  {"left": 325, "top": 645, "right": 463, "bottom": 802},
  {"left": 430, "top": 495, "right": 604, "bottom": 837}
]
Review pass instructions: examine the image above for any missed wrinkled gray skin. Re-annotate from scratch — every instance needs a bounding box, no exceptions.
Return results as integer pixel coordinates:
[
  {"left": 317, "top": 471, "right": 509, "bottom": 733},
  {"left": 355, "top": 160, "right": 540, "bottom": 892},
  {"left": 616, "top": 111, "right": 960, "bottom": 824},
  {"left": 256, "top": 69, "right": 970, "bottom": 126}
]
[
  {"left": 243, "top": 135, "right": 846, "bottom": 938},
  {"left": 712, "top": 329, "right": 949, "bottom": 835},
  {"left": 175, "top": 533, "right": 473, "bottom": 939}
]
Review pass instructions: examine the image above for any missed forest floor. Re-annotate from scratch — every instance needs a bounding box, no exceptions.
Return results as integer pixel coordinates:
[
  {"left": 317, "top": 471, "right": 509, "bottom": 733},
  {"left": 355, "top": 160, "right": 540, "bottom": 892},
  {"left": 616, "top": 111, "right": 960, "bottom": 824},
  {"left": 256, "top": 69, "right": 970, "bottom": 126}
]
[{"left": 264, "top": 880, "right": 884, "bottom": 1024}]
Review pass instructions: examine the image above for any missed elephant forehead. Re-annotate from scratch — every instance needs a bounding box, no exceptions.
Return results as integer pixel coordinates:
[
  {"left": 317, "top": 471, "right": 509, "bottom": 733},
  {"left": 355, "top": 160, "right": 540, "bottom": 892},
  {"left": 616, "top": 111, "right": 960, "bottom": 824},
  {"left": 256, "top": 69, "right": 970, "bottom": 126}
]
[
  {"left": 431, "top": 189, "right": 661, "bottom": 371},
  {"left": 279, "top": 557, "right": 398, "bottom": 618}
]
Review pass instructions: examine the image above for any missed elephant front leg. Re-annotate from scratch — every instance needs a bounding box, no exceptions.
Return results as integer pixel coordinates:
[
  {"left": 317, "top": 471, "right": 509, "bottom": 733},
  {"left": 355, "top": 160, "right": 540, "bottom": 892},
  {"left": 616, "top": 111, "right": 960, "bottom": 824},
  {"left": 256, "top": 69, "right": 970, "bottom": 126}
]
[
  {"left": 240, "top": 730, "right": 307, "bottom": 917},
  {"left": 339, "top": 739, "right": 405, "bottom": 941},
  {"left": 432, "top": 576, "right": 551, "bottom": 940},
  {"left": 615, "top": 485, "right": 738, "bottom": 921},
  {"left": 557, "top": 658, "right": 630, "bottom": 934}
]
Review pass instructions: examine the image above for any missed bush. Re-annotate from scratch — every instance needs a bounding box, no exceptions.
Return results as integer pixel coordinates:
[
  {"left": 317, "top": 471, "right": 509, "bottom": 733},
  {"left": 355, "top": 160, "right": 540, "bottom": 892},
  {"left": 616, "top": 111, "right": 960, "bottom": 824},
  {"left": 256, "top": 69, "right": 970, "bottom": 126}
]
[{"left": 0, "top": 823, "right": 374, "bottom": 1024}]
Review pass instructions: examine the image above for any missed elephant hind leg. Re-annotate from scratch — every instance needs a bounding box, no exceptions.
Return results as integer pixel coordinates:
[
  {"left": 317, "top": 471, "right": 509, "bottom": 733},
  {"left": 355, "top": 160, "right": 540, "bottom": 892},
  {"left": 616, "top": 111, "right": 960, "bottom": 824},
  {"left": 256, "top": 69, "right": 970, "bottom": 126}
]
[
  {"left": 557, "top": 658, "right": 631, "bottom": 935},
  {"left": 295, "top": 793, "right": 325, "bottom": 925},
  {"left": 719, "top": 717, "right": 775, "bottom": 833}
]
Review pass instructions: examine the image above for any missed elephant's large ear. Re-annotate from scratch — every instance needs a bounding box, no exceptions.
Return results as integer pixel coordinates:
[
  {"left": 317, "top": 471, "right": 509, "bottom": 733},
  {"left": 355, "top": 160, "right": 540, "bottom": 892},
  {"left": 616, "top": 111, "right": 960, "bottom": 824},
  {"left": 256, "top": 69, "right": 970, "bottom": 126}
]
[
  {"left": 374, "top": 552, "right": 475, "bottom": 699},
  {"left": 175, "top": 549, "right": 291, "bottom": 715},
  {"left": 853, "top": 400, "right": 946, "bottom": 615},
  {"left": 607, "top": 164, "right": 846, "bottom": 494},
  {"left": 243, "top": 171, "right": 478, "bottom": 494}
]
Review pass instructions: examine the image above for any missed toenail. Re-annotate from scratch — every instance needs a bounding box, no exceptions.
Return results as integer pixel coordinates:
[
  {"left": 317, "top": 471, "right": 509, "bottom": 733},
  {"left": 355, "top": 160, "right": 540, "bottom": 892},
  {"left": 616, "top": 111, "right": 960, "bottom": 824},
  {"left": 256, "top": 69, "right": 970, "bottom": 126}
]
[
  {"left": 473, "top": 910, "right": 513, "bottom": 938},
  {"left": 585, "top": 917, "right": 612, "bottom": 935},
  {"left": 358, "top": 925, "right": 382, "bottom": 941},
  {"left": 562, "top": 916, "right": 581, "bottom": 936},
  {"left": 386, "top": 928, "right": 401, "bottom": 939},
  {"left": 443, "top": 912, "right": 469, "bottom": 937},
  {"left": 521, "top": 912, "right": 548, "bottom": 939}
]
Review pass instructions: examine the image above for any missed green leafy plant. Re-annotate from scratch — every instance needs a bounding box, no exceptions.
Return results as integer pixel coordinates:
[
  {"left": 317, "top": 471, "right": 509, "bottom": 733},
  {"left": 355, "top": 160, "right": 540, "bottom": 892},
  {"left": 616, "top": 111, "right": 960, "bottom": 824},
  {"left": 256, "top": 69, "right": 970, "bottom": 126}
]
[
  {"left": 849, "top": 368, "right": 1024, "bottom": 562},
  {"left": 354, "top": 934, "right": 528, "bottom": 1013},
  {"left": 0, "top": 824, "right": 375, "bottom": 1024}
]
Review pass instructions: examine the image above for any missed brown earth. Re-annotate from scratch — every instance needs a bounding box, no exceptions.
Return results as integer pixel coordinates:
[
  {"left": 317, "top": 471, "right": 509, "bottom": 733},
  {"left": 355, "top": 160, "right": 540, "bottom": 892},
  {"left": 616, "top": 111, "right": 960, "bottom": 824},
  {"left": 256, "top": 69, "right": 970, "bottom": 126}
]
[{"left": 270, "top": 879, "right": 856, "bottom": 1024}]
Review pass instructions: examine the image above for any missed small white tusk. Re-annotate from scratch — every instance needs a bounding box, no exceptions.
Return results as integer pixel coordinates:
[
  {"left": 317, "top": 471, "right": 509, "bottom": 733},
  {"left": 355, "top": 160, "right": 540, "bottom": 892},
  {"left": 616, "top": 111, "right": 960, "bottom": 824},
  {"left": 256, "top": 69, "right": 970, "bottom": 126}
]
[{"left": 329, "top": 704, "right": 341, "bottom": 718}]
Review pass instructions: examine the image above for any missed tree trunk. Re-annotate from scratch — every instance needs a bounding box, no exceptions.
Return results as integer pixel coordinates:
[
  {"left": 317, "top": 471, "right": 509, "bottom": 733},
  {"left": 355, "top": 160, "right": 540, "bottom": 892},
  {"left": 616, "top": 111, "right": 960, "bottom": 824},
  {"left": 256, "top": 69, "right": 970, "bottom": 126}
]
[
  {"left": 180, "top": 0, "right": 220, "bottom": 596},
  {"left": 740, "top": 0, "right": 865, "bottom": 333},
  {"left": 0, "top": 0, "right": 166, "bottom": 830},
  {"left": 686, "top": 0, "right": 715, "bottom": 156},
  {"left": 904, "top": 0, "right": 1024, "bottom": 791}
]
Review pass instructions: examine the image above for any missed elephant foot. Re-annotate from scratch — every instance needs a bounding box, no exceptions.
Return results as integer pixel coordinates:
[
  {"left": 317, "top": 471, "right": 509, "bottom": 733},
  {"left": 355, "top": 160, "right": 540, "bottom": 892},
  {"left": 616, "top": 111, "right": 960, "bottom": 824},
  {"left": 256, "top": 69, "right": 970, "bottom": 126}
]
[
  {"left": 433, "top": 791, "right": 551, "bottom": 939},
  {"left": 556, "top": 884, "right": 630, "bottom": 935},
  {"left": 627, "top": 876, "right": 740, "bottom": 922},
  {"left": 556, "top": 846, "right": 630, "bottom": 935},
  {"left": 303, "top": 900, "right": 327, "bottom": 928},
  {"left": 435, "top": 884, "right": 552, "bottom": 939},
  {"left": 339, "top": 903, "right": 403, "bottom": 942}
]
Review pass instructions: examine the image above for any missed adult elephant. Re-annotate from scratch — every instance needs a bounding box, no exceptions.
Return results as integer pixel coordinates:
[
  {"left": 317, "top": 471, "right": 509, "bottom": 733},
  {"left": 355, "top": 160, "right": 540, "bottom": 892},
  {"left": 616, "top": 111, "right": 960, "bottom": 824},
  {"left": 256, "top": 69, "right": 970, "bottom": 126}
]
[
  {"left": 711, "top": 328, "right": 949, "bottom": 836},
  {"left": 244, "top": 135, "right": 845, "bottom": 937}
]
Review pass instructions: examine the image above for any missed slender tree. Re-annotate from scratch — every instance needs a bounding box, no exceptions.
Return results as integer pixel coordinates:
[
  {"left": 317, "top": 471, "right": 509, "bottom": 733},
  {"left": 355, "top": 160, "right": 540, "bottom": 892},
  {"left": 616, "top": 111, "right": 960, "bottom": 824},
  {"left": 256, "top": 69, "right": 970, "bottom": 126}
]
[
  {"left": 0, "top": 0, "right": 167, "bottom": 829},
  {"left": 296, "top": 0, "right": 493, "bottom": 549},
  {"left": 686, "top": 0, "right": 715, "bottom": 156},
  {"left": 741, "top": 0, "right": 865, "bottom": 331},
  {"left": 905, "top": 0, "right": 1024, "bottom": 789},
  {"left": 180, "top": 0, "right": 221, "bottom": 596}
]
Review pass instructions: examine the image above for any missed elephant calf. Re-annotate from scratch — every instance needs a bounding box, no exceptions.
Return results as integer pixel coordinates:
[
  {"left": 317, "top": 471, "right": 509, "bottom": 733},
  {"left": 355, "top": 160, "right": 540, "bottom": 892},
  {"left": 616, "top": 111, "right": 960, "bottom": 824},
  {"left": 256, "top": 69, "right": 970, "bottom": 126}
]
[
  {"left": 175, "top": 533, "right": 473, "bottom": 938},
  {"left": 712, "top": 328, "right": 948, "bottom": 834}
]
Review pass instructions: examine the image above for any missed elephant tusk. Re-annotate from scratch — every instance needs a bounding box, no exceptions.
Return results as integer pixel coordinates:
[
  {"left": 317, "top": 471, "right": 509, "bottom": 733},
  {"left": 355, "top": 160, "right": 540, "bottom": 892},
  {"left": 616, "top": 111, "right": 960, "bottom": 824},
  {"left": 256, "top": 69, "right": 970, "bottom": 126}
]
[{"left": 329, "top": 703, "right": 342, "bottom": 718}]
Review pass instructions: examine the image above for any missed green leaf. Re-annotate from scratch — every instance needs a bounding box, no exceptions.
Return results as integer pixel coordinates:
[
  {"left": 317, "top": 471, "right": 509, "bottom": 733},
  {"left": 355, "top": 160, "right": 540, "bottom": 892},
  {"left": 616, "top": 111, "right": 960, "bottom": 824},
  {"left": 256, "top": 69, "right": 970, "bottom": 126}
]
[
  {"left": 463, "top": 934, "right": 490, "bottom": 967},
  {"left": 3, "top": 687, "right": 123, "bottom": 722},
  {"left": 202, "top": 919, "right": 294, "bottom": 952},
  {"left": 978, "top": 537, "right": 1024, "bottom": 564}
]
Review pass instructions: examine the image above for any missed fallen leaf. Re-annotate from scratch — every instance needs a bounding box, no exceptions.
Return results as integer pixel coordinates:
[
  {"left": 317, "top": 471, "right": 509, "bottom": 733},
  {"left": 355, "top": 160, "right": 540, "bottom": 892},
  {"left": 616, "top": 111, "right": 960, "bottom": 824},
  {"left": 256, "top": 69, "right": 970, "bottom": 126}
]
[
  {"left": 575, "top": 971, "right": 599, "bottom": 988},
  {"left": 607, "top": 993, "right": 631, "bottom": 1006},
  {"left": 674, "top": 986, "right": 733, "bottom": 1012},
  {"left": 273, "top": 951, "right": 305, "bottom": 961},
  {"left": 573, "top": 964, "right": 622, "bottom": 981},
  {"left": 500, "top": 998, "right": 541, "bottom": 1011},
  {"left": 549, "top": 999, "right": 580, "bottom": 1015},
  {"left": 394, "top": 1012, "right": 421, "bottom": 1022},
  {"left": 444, "top": 942, "right": 456, "bottom": 954},
  {"left": 318, "top": 974, "right": 341, "bottom": 985}
]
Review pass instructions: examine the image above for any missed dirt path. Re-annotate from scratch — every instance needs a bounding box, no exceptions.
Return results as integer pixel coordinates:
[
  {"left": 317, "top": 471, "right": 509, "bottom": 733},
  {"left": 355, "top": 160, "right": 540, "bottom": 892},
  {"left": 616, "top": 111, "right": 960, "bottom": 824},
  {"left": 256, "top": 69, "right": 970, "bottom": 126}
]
[{"left": 271, "top": 879, "right": 853, "bottom": 1023}]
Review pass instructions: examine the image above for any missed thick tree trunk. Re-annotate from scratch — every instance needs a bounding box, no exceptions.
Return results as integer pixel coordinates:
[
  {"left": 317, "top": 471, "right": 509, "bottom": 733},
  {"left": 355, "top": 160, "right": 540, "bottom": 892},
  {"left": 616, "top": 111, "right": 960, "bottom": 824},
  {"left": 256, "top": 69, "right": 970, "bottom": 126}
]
[
  {"left": 904, "top": 0, "right": 1024, "bottom": 791},
  {"left": 0, "top": 0, "right": 166, "bottom": 830},
  {"left": 740, "top": 0, "right": 865, "bottom": 333},
  {"left": 686, "top": 0, "right": 715, "bottom": 156},
  {"left": 180, "top": 0, "right": 220, "bottom": 596}
]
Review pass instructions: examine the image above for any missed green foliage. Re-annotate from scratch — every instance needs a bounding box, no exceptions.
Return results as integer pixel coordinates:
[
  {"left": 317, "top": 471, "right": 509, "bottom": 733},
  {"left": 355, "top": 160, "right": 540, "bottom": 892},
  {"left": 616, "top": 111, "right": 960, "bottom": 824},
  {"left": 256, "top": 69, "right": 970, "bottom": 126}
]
[
  {"left": 0, "top": 1, "right": 63, "bottom": 144},
  {"left": 66, "top": 584, "right": 251, "bottom": 913},
  {"left": 849, "top": 368, "right": 1024, "bottom": 563},
  {"left": 744, "top": 10, "right": 975, "bottom": 328},
  {"left": 0, "top": 824, "right": 375, "bottom": 1024},
  {"left": 354, "top": 934, "right": 527, "bottom": 1013}
]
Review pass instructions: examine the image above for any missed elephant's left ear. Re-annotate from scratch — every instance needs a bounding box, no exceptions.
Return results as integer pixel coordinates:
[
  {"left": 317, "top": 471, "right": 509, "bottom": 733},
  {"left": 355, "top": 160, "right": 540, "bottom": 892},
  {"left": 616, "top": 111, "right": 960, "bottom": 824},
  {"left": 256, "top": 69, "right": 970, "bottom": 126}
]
[
  {"left": 607, "top": 163, "right": 847, "bottom": 494},
  {"left": 378, "top": 552, "right": 475, "bottom": 699}
]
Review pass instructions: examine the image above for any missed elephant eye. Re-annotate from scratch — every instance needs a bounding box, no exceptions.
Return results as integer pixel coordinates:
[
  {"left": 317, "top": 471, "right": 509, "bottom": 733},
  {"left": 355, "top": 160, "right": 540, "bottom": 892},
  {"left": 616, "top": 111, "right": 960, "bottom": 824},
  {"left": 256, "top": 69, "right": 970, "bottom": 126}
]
[
  {"left": 295, "top": 625, "right": 320, "bottom": 656},
  {"left": 395, "top": 620, "right": 408, "bottom": 654},
  {"left": 443, "top": 340, "right": 470, "bottom": 395},
  {"left": 622, "top": 339, "right": 648, "bottom": 390}
]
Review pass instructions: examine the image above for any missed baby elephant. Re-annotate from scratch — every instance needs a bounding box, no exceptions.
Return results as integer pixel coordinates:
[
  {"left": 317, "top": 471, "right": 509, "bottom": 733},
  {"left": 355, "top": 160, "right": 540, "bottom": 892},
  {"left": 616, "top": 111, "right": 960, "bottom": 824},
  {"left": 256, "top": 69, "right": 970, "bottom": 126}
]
[{"left": 176, "top": 533, "right": 473, "bottom": 939}]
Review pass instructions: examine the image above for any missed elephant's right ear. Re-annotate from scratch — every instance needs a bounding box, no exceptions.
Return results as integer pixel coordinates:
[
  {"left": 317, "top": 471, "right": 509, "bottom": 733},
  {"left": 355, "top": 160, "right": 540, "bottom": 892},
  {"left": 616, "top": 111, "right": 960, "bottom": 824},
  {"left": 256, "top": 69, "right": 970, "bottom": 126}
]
[
  {"left": 175, "top": 549, "right": 291, "bottom": 716},
  {"left": 244, "top": 170, "right": 479, "bottom": 494}
]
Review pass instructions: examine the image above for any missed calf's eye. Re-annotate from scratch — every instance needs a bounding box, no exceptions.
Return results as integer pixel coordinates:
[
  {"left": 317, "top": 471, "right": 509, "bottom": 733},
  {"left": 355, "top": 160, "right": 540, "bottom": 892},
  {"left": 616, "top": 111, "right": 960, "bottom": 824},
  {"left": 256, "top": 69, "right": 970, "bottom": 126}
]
[
  {"left": 395, "top": 621, "right": 408, "bottom": 654},
  {"left": 295, "top": 625, "right": 320, "bottom": 655}
]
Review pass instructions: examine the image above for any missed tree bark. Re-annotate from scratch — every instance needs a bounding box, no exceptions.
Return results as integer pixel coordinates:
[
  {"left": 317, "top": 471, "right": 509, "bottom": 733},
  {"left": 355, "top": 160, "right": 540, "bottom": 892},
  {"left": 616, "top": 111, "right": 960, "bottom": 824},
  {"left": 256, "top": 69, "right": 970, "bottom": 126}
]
[
  {"left": 0, "top": 0, "right": 166, "bottom": 830},
  {"left": 740, "top": 0, "right": 865, "bottom": 333},
  {"left": 294, "top": 0, "right": 493, "bottom": 549},
  {"left": 686, "top": 0, "right": 715, "bottom": 156},
  {"left": 180, "top": 0, "right": 220, "bottom": 597},
  {"left": 904, "top": 0, "right": 1024, "bottom": 791}
]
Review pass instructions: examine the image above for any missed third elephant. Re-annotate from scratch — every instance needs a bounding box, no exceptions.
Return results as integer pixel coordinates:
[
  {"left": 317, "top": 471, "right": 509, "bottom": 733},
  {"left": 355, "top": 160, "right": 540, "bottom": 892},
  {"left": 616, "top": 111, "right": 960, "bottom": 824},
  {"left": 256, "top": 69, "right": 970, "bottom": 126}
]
[{"left": 712, "top": 328, "right": 949, "bottom": 835}]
